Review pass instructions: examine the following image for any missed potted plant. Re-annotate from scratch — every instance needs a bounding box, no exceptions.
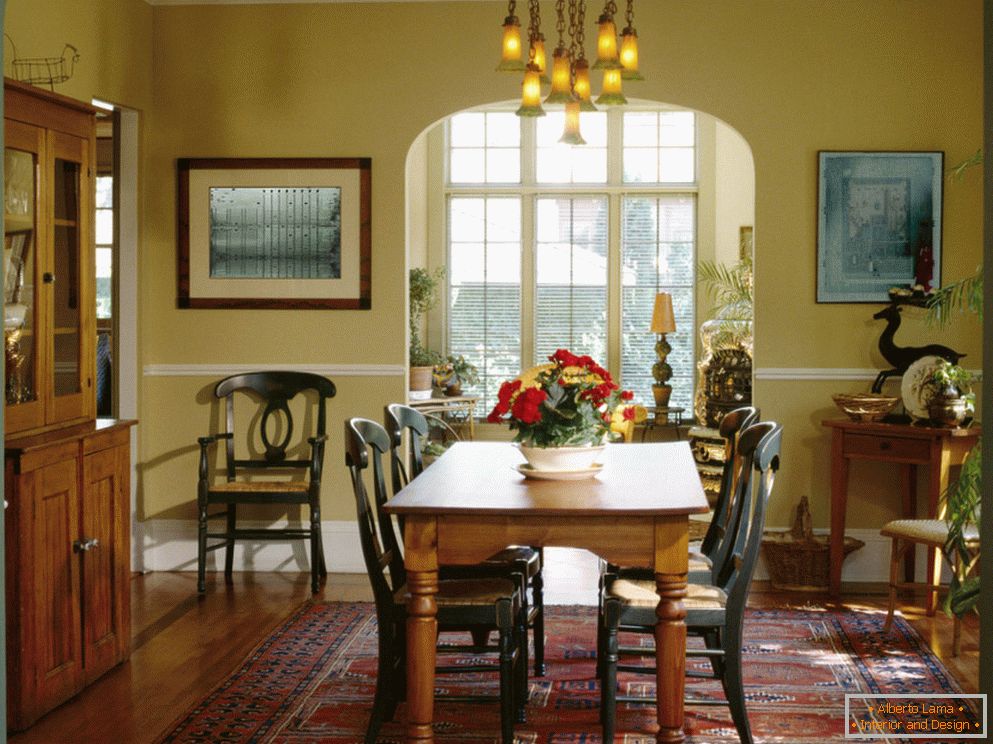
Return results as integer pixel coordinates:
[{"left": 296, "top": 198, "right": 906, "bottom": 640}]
[
  {"left": 409, "top": 267, "right": 445, "bottom": 397},
  {"left": 438, "top": 354, "right": 479, "bottom": 397},
  {"left": 923, "top": 359, "right": 975, "bottom": 427}
]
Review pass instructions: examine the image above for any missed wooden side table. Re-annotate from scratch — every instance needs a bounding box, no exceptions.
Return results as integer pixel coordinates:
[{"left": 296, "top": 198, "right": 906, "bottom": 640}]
[
  {"left": 822, "top": 419, "right": 980, "bottom": 609},
  {"left": 640, "top": 406, "right": 686, "bottom": 441}
]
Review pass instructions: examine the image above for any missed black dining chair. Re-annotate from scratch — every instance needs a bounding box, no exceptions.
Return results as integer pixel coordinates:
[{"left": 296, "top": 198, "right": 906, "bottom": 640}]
[
  {"left": 385, "top": 402, "right": 547, "bottom": 676},
  {"left": 196, "top": 371, "right": 336, "bottom": 594},
  {"left": 598, "top": 421, "right": 782, "bottom": 744},
  {"left": 345, "top": 417, "right": 527, "bottom": 744}
]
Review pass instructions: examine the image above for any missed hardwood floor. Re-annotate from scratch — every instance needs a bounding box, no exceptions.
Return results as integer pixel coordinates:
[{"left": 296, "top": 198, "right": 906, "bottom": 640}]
[{"left": 8, "top": 549, "right": 978, "bottom": 744}]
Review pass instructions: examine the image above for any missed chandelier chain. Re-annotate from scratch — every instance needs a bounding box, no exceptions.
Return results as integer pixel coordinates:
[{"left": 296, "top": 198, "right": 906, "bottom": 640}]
[
  {"left": 567, "top": 0, "right": 578, "bottom": 65},
  {"left": 555, "top": 0, "right": 567, "bottom": 47},
  {"left": 625, "top": 0, "right": 634, "bottom": 28},
  {"left": 604, "top": 0, "right": 617, "bottom": 17},
  {"left": 528, "top": 0, "right": 542, "bottom": 61},
  {"left": 575, "top": 0, "right": 587, "bottom": 60},
  {"left": 508, "top": 0, "right": 517, "bottom": 17}
]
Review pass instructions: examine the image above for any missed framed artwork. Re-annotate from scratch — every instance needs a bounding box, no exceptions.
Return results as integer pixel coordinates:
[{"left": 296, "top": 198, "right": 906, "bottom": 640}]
[
  {"left": 177, "top": 158, "right": 371, "bottom": 309},
  {"left": 816, "top": 151, "right": 943, "bottom": 303}
]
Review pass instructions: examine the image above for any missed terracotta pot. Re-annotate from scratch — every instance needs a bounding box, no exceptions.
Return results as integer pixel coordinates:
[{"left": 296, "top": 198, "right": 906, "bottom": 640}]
[{"left": 409, "top": 366, "right": 434, "bottom": 396}]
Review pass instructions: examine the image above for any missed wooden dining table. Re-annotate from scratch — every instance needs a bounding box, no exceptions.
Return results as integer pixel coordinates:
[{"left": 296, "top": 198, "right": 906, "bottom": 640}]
[{"left": 383, "top": 441, "right": 709, "bottom": 744}]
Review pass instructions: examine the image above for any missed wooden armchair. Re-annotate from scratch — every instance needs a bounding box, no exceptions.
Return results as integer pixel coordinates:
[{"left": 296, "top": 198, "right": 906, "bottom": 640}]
[{"left": 196, "top": 371, "right": 336, "bottom": 594}]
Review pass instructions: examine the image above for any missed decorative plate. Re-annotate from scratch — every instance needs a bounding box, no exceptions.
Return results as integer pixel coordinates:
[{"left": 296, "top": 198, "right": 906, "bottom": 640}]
[
  {"left": 514, "top": 463, "right": 604, "bottom": 481},
  {"left": 901, "top": 355, "right": 944, "bottom": 420}
]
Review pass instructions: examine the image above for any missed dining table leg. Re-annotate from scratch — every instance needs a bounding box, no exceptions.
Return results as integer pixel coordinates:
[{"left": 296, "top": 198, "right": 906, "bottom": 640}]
[
  {"left": 405, "top": 517, "right": 439, "bottom": 743},
  {"left": 655, "top": 520, "right": 689, "bottom": 744}
]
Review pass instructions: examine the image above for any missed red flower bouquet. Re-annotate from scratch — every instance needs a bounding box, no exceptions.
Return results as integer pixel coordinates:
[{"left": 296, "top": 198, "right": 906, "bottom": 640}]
[{"left": 487, "top": 349, "right": 635, "bottom": 447}]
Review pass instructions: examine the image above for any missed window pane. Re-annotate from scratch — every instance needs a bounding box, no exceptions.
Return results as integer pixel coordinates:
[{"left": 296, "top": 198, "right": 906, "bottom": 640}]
[
  {"left": 450, "top": 148, "right": 485, "bottom": 183},
  {"left": 536, "top": 112, "right": 565, "bottom": 147},
  {"left": 660, "top": 147, "right": 695, "bottom": 183},
  {"left": 581, "top": 112, "right": 608, "bottom": 147},
  {"left": 623, "top": 112, "right": 658, "bottom": 147},
  {"left": 661, "top": 111, "right": 695, "bottom": 146},
  {"left": 572, "top": 147, "right": 607, "bottom": 183},
  {"left": 486, "top": 112, "right": 520, "bottom": 147},
  {"left": 621, "top": 195, "right": 696, "bottom": 410},
  {"left": 96, "top": 246, "right": 112, "bottom": 319},
  {"left": 95, "top": 209, "right": 113, "bottom": 245},
  {"left": 450, "top": 113, "right": 485, "bottom": 147},
  {"left": 535, "top": 197, "right": 608, "bottom": 362},
  {"left": 448, "top": 196, "right": 522, "bottom": 412},
  {"left": 449, "top": 197, "right": 485, "bottom": 241},
  {"left": 96, "top": 175, "right": 113, "bottom": 209},
  {"left": 623, "top": 147, "right": 658, "bottom": 183},
  {"left": 486, "top": 148, "right": 520, "bottom": 183},
  {"left": 536, "top": 146, "right": 571, "bottom": 184}
]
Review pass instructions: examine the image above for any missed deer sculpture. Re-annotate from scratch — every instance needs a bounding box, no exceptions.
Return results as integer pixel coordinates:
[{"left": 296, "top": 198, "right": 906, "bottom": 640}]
[{"left": 871, "top": 303, "right": 965, "bottom": 393}]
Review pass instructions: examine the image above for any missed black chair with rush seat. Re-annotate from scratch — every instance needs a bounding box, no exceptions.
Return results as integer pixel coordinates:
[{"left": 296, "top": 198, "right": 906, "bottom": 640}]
[
  {"left": 385, "top": 402, "right": 547, "bottom": 676},
  {"left": 196, "top": 371, "right": 336, "bottom": 594},
  {"left": 345, "top": 417, "right": 527, "bottom": 744}
]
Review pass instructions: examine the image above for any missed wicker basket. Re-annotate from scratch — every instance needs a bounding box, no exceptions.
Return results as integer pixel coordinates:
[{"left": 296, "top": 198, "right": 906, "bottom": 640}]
[
  {"left": 761, "top": 496, "right": 864, "bottom": 591},
  {"left": 831, "top": 393, "right": 899, "bottom": 422}
]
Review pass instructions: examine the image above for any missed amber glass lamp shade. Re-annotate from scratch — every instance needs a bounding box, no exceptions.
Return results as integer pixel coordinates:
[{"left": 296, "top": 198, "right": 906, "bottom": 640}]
[
  {"left": 517, "top": 65, "right": 546, "bottom": 117},
  {"left": 620, "top": 27, "right": 645, "bottom": 80},
  {"left": 544, "top": 47, "right": 574, "bottom": 104},
  {"left": 531, "top": 34, "right": 550, "bottom": 83},
  {"left": 497, "top": 15, "right": 526, "bottom": 71},
  {"left": 596, "top": 67, "right": 628, "bottom": 106},
  {"left": 572, "top": 58, "right": 598, "bottom": 112},
  {"left": 559, "top": 100, "right": 586, "bottom": 146},
  {"left": 592, "top": 14, "right": 622, "bottom": 70}
]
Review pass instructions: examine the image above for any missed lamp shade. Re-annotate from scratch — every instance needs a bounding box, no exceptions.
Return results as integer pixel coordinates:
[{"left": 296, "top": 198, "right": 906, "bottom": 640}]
[
  {"left": 650, "top": 293, "right": 676, "bottom": 333},
  {"left": 497, "top": 15, "right": 526, "bottom": 71}
]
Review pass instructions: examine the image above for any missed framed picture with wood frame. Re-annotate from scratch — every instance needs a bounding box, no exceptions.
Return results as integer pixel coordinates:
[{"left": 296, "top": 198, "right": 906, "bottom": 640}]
[{"left": 177, "top": 157, "right": 371, "bottom": 309}]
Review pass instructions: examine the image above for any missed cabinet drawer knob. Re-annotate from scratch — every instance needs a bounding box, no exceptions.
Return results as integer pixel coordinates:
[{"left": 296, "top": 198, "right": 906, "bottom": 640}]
[
  {"left": 43, "top": 272, "right": 55, "bottom": 284},
  {"left": 72, "top": 538, "right": 100, "bottom": 553}
]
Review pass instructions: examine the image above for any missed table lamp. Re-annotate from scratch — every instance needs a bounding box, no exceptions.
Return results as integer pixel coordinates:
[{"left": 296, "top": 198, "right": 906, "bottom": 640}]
[{"left": 650, "top": 292, "right": 676, "bottom": 407}]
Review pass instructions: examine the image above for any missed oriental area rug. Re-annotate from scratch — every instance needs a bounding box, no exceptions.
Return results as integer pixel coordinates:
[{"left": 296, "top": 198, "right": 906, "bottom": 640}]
[{"left": 158, "top": 603, "right": 974, "bottom": 743}]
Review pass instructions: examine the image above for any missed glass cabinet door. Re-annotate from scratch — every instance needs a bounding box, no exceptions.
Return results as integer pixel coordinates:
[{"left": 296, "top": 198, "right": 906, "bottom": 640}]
[
  {"left": 48, "top": 130, "right": 91, "bottom": 425},
  {"left": 4, "top": 120, "right": 45, "bottom": 433}
]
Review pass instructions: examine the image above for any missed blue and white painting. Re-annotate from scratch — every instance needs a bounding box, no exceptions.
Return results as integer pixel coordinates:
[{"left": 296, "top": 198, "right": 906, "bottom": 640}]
[{"left": 817, "top": 152, "right": 942, "bottom": 303}]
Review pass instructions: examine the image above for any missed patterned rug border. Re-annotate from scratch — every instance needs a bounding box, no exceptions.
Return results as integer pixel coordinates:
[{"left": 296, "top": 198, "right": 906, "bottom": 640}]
[{"left": 156, "top": 601, "right": 968, "bottom": 743}]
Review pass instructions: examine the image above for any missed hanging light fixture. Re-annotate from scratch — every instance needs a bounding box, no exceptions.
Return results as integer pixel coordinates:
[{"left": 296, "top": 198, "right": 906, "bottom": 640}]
[
  {"left": 569, "top": 0, "right": 597, "bottom": 112},
  {"left": 497, "top": 0, "right": 526, "bottom": 71},
  {"left": 559, "top": 100, "right": 587, "bottom": 145},
  {"left": 518, "top": 0, "right": 547, "bottom": 115},
  {"left": 545, "top": 0, "right": 574, "bottom": 104},
  {"left": 592, "top": 1, "right": 622, "bottom": 70},
  {"left": 517, "top": 64, "right": 546, "bottom": 116},
  {"left": 527, "top": 0, "right": 550, "bottom": 83},
  {"left": 619, "top": 0, "right": 644, "bottom": 80},
  {"left": 596, "top": 66, "right": 627, "bottom": 105}
]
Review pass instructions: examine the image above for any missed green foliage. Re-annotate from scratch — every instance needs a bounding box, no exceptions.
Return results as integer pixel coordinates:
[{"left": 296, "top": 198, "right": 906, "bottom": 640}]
[
  {"left": 697, "top": 255, "right": 754, "bottom": 322},
  {"left": 942, "top": 441, "right": 981, "bottom": 618},
  {"left": 949, "top": 148, "right": 983, "bottom": 181},
  {"left": 925, "top": 267, "right": 983, "bottom": 326},
  {"left": 923, "top": 359, "right": 975, "bottom": 409},
  {"left": 409, "top": 267, "right": 445, "bottom": 366},
  {"left": 445, "top": 354, "right": 479, "bottom": 386}
]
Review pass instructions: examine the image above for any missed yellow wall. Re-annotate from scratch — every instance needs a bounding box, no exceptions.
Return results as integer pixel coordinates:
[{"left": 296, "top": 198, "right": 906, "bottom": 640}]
[{"left": 7, "top": 0, "right": 984, "bottom": 531}]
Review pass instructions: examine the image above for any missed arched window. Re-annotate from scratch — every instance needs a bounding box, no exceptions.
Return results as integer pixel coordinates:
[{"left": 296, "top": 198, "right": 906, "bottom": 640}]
[{"left": 428, "top": 104, "right": 704, "bottom": 413}]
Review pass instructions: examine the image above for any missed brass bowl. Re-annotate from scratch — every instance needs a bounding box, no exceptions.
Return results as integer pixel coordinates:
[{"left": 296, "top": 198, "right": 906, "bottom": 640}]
[{"left": 832, "top": 393, "right": 899, "bottom": 422}]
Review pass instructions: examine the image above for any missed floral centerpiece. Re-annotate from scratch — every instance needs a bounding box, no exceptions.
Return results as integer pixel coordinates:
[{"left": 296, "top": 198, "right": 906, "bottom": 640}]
[{"left": 487, "top": 349, "right": 635, "bottom": 471}]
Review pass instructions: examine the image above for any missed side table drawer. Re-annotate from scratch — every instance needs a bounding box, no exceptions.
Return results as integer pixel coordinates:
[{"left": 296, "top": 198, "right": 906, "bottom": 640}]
[{"left": 843, "top": 433, "right": 929, "bottom": 461}]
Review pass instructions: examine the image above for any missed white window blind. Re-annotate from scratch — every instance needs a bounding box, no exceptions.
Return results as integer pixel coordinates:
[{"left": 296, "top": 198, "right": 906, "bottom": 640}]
[
  {"left": 535, "top": 196, "right": 608, "bottom": 363},
  {"left": 448, "top": 196, "right": 522, "bottom": 411},
  {"left": 620, "top": 195, "right": 696, "bottom": 410}
]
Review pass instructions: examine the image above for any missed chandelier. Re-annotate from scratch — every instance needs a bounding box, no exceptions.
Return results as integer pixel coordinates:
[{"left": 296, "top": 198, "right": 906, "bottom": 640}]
[{"left": 497, "top": 0, "right": 643, "bottom": 145}]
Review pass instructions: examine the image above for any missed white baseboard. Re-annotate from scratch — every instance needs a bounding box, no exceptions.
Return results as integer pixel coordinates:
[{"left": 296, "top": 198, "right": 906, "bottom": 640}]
[{"left": 139, "top": 520, "right": 938, "bottom": 586}]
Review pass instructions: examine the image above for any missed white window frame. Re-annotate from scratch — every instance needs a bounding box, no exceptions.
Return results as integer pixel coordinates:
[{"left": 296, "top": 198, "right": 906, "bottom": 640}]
[{"left": 439, "top": 104, "right": 700, "bottom": 411}]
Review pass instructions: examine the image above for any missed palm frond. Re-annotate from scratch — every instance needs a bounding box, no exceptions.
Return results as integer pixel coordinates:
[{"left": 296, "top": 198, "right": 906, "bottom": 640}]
[
  {"left": 697, "top": 257, "right": 753, "bottom": 321},
  {"left": 925, "top": 267, "right": 983, "bottom": 326},
  {"left": 942, "top": 440, "right": 981, "bottom": 618},
  {"left": 949, "top": 149, "right": 983, "bottom": 181}
]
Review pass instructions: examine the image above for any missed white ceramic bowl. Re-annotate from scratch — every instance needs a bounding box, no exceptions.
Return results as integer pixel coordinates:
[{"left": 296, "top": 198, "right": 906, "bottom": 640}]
[{"left": 516, "top": 443, "right": 605, "bottom": 472}]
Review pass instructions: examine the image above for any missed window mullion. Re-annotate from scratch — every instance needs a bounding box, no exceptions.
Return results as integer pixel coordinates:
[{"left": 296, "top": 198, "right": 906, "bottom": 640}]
[{"left": 521, "top": 195, "right": 536, "bottom": 370}]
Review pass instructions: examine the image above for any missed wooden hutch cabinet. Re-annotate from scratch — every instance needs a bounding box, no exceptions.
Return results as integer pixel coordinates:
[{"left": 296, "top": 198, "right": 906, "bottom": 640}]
[{"left": 3, "top": 78, "right": 135, "bottom": 730}]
